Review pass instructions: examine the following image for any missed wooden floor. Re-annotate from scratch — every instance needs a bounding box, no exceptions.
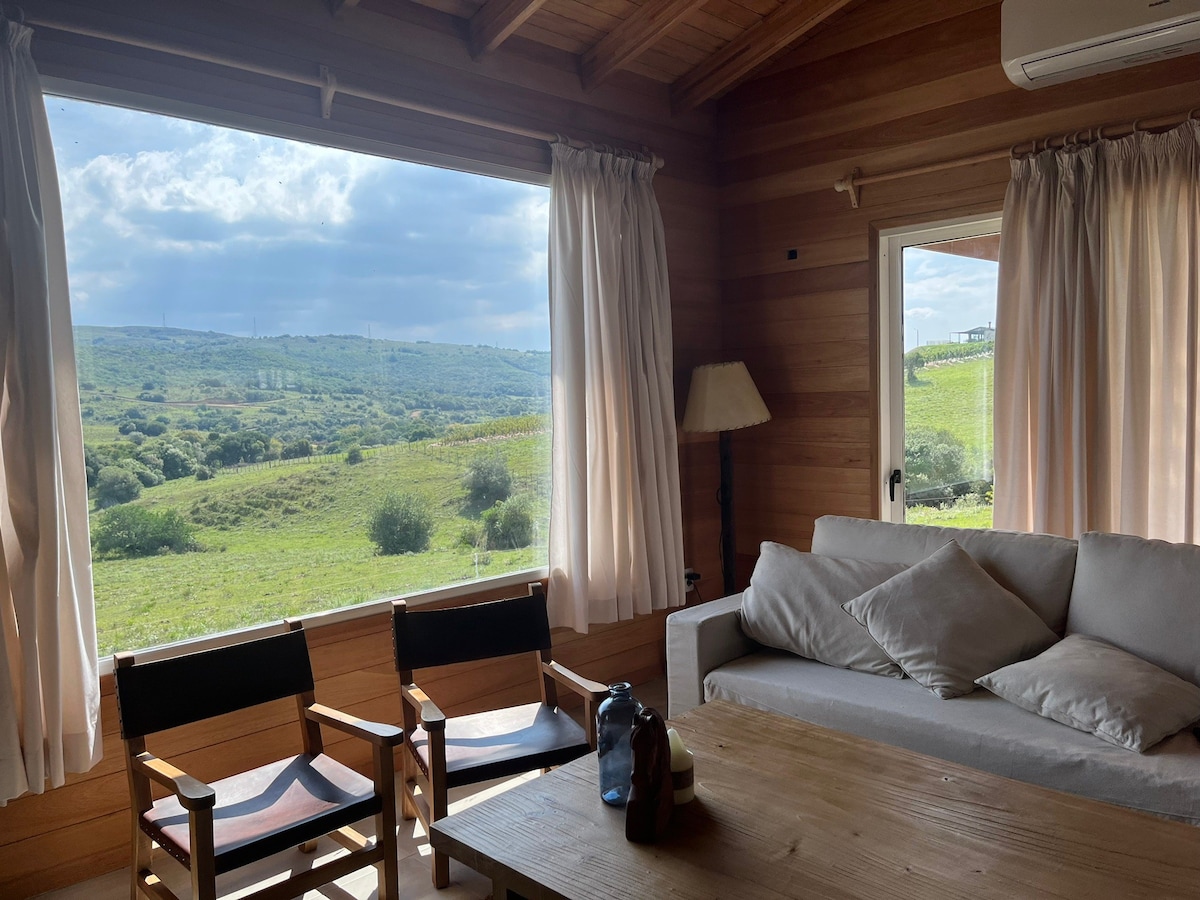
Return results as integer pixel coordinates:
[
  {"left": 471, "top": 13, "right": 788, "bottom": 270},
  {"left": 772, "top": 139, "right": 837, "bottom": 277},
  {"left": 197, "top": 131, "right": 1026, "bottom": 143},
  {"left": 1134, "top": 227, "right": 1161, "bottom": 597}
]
[{"left": 36, "top": 679, "right": 668, "bottom": 900}]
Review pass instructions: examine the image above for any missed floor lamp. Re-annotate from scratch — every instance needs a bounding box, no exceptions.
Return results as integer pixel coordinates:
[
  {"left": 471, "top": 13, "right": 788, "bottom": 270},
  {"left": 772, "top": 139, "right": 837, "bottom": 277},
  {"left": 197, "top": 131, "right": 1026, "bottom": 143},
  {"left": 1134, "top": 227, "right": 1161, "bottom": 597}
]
[{"left": 681, "top": 361, "right": 771, "bottom": 596}]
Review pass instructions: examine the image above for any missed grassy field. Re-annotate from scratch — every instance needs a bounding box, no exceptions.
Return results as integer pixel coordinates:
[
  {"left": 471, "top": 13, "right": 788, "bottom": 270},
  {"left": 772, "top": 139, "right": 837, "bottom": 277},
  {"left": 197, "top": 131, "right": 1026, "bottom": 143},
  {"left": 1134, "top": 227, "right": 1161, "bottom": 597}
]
[
  {"left": 92, "top": 435, "right": 549, "bottom": 655},
  {"left": 903, "top": 349, "right": 994, "bottom": 528}
]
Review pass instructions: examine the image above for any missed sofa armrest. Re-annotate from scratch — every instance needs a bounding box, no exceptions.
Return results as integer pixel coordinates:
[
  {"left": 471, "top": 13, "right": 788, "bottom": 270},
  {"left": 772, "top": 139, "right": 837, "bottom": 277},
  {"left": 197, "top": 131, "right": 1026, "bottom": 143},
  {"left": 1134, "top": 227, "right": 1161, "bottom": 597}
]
[{"left": 666, "top": 594, "right": 757, "bottom": 719}]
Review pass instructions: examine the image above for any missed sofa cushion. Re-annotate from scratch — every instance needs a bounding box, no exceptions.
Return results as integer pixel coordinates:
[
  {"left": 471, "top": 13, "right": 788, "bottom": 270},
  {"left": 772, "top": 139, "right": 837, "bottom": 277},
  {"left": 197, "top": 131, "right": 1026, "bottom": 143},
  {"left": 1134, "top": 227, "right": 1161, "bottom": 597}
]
[
  {"left": 977, "top": 635, "right": 1200, "bottom": 752},
  {"left": 704, "top": 651, "right": 1200, "bottom": 825},
  {"left": 842, "top": 541, "right": 1059, "bottom": 699},
  {"left": 1067, "top": 531, "right": 1200, "bottom": 688},
  {"left": 740, "top": 542, "right": 905, "bottom": 678},
  {"left": 811, "top": 515, "right": 1077, "bottom": 633}
]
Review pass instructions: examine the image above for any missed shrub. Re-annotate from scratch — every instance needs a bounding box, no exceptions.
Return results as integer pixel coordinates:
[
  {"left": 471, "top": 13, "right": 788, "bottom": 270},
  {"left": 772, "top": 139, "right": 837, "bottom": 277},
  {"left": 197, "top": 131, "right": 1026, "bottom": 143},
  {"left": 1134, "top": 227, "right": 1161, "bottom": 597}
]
[
  {"left": 346, "top": 446, "right": 364, "bottom": 465},
  {"left": 92, "top": 506, "right": 197, "bottom": 558},
  {"left": 160, "top": 446, "right": 196, "bottom": 480},
  {"left": 282, "top": 439, "right": 313, "bottom": 460},
  {"left": 95, "top": 466, "right": 142, "bottom": 508},
  {"left": 194, "top": 465, "right": 214, "bottom": 481},
  {"left": 117, "top": 457, "right": 164, "bottom": 488},
  {"left": 904, "top": 427, "right": 967, "bottom": 495},
  {"left": 482, "top": 494, "right": 534, "bottom": 549},
  {"left": 369, "top": 493, "right": 434, "bottom": 554},
  {"left": 463, "top": 454, "right": 512, "bottom": 509}
]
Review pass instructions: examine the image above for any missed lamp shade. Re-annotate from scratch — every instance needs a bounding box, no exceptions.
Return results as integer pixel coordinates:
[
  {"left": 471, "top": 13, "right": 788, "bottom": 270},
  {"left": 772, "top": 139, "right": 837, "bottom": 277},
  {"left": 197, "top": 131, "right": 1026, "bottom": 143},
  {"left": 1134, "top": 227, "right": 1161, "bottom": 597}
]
[{"left": 681, "top": 361, "right": 771, "bottom": 433}]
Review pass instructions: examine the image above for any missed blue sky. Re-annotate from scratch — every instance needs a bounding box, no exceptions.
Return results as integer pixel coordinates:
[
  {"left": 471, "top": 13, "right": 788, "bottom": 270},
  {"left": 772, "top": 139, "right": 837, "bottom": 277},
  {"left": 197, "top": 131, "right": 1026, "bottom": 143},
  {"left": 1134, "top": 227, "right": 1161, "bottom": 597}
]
[
  {"left": 902, "top": 247, "right": 998, "bottom": 352},
  {"left": 44, "top": 96, "right": 551, "bottom": 351}
]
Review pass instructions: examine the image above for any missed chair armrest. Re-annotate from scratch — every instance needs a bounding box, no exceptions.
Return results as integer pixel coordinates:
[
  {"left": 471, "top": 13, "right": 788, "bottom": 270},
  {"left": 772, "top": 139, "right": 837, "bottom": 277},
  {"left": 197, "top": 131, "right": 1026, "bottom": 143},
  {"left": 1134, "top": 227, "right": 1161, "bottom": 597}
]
[
  {"left": 543, "top": 661, "right": 609, "bottom": 703},
  {"left": 401, "top": 684, "right": 446, "bottom": 731},
  {"left": 666, "top": 594, "right": 757, "bottom": 719},
  {"left": 306, "top": 703, "right": 404, "bottom": 747},
  {"left": 133, "top": 752, "right": 216, "bottom": 811}
]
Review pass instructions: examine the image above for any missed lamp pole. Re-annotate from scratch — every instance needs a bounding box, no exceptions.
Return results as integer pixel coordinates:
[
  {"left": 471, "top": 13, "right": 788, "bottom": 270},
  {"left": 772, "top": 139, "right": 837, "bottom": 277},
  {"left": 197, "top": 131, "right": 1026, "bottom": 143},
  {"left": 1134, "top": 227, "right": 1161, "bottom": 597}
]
[{"left": 718, "top": 430, "right": 736, "bottom": 596}]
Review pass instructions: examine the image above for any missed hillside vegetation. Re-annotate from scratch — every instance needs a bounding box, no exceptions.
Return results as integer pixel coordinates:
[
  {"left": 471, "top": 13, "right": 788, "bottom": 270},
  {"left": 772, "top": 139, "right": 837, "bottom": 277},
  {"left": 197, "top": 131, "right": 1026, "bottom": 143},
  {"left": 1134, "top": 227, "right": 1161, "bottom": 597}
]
[
  {"left": 92, "top": 435, "right": 549, "bottom": 655},
  {"left": 75, "top": 325, "right": 551, "bottom": 654},
  {"left": 902, "top": 342, "right": 994, "bottom": 529}
]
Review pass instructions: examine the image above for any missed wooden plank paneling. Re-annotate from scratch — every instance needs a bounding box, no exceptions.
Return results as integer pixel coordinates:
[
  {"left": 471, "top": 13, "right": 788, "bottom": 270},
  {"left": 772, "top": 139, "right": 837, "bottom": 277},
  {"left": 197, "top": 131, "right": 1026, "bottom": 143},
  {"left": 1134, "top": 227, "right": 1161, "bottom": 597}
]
[{"left": 716, "top": 0, "right": 1196, "bottom": 587}]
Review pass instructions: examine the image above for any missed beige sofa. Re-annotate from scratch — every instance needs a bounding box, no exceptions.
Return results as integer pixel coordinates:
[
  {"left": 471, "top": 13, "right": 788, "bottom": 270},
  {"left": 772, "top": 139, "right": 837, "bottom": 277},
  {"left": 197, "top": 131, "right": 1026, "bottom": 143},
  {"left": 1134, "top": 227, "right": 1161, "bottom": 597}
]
[{"left": 666, "top": 515, "right": 1200, "bottom": 824}]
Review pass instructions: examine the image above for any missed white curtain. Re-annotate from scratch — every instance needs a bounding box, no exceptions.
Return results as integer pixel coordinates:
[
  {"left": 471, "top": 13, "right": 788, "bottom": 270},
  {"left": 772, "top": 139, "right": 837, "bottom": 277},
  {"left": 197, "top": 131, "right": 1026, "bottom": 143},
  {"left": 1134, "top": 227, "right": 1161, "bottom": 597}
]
[
  {"left": 0, "top": 18, "right": 101, "bottom": 804},
  {"left": 546, "top": 143, "right": 686, "bottom": 632},
  {"left": 995, "top": 120, "right": 1200, "bottom": 540}
]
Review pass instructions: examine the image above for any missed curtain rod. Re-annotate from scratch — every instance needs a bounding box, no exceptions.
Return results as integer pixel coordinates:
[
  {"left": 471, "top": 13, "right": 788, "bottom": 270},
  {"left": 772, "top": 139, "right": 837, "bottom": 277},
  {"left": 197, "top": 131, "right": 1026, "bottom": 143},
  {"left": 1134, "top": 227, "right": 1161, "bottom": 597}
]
[
  {"left": 833, "top": 107, "right": 1200, "bottom": 209},
  {"left": 13, "top": 10, "right": 660, "bottom": 163}
]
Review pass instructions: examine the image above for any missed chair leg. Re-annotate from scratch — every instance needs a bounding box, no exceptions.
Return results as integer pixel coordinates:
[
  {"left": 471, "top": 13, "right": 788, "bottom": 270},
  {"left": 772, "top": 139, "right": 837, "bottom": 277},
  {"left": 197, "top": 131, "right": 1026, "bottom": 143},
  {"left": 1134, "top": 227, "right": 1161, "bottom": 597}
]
[
  {"left": 430, "top": 770, "right": 450, "bottom": 889},
  {"left": 399, "top": 749, "right": 418, "bottom": 821},
  {"left": 131, "top": 821, "right": 152, "bottom": 900},
  {"left": 374, "top": 745, "right": 400, "bottom": 900}
]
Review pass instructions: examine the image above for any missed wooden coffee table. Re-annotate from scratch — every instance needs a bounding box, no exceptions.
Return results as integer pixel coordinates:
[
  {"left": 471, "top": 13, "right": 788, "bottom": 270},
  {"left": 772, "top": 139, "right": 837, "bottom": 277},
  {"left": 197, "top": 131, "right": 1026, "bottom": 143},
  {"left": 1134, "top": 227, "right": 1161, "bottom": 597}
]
[{"left": 430, "top": 699, "right": 1200, "bottom": 899}]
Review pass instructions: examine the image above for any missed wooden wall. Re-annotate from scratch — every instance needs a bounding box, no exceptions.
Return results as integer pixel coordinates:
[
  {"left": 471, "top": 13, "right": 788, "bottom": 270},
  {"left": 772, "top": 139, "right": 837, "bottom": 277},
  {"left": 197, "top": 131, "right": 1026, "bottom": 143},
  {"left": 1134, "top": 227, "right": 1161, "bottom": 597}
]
[
  {"left": 716, "top": 0, "right": 1200, "bottom": 576},
  {"left": 0, "top": 1, "right": 722, "bottom": 895}
]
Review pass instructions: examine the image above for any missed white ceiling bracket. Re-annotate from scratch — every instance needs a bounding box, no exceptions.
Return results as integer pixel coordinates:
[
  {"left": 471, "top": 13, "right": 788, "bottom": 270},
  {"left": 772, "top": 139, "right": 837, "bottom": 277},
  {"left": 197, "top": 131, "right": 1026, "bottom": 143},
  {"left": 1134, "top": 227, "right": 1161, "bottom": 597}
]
[
  {"left": 834, "top": 167, "right": 861, "bottom": 209},
  {"left": 319, "top": 65, "right": 338, "bottom": 119}
]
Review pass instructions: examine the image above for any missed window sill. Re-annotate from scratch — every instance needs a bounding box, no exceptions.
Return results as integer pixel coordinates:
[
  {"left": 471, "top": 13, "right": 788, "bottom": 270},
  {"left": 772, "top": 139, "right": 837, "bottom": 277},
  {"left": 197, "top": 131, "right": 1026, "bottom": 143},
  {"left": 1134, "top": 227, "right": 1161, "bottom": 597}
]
[{"left": 97, "top": 566, "right": 550, "bottom": 678}]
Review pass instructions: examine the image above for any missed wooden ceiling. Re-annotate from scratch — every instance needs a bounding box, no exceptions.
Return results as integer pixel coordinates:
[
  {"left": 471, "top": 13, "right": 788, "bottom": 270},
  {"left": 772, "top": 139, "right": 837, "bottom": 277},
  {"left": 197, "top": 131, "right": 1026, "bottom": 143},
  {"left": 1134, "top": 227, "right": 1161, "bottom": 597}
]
[{"left": 355, "top": 0, "right": 865, "bottom": 112}]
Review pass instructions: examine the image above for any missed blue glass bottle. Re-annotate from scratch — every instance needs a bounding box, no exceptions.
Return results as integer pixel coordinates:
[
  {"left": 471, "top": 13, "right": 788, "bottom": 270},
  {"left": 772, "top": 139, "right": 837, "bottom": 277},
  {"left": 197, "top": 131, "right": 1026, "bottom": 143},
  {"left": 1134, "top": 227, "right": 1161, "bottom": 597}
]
[{"left": 596, "top": 682, "right": 643, "bottom": 806}]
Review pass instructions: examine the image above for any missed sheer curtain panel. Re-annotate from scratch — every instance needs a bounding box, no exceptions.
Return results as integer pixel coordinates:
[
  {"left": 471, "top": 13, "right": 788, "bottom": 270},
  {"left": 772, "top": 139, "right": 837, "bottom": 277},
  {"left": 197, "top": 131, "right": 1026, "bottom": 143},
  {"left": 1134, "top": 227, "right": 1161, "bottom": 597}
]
[
  {"left": 547, "top": 143, "right": 686, "bottom": 632},
  {"left": 995, "top": 120, "right": 1200, "bottom": 540},
  {"left": 0, "top": 18, "right": 101, "bottom": 803}
]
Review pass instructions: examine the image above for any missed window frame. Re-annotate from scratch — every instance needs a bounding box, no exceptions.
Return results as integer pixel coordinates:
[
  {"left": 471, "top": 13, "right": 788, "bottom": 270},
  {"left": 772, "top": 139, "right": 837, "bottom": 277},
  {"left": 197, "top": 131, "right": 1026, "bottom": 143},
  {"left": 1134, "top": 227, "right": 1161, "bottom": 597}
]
[
  {"left": 43, "top": 78, "right": 553, "bottom": 673},
  {"left": 877, "top": 212, "right": 1003, "bottom": 523}
]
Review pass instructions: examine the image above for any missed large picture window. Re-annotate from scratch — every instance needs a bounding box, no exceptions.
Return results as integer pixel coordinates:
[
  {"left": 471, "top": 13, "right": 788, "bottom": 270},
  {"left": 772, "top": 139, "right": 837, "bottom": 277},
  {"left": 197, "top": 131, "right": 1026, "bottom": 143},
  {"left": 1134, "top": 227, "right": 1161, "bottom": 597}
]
[{"left": 46, "top": 96, "right": 551, "bottom": 656}]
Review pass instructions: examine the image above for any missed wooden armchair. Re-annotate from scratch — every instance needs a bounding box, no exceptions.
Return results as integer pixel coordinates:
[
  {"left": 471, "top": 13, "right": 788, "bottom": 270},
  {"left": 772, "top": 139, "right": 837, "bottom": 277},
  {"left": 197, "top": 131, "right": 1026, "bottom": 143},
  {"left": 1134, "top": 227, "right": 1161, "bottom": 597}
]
[
  {"left": 391, "top": 582, "right": 609, "bottom": 888},
  {"left": 113, "top": 621, "right": 403, "bottom": 900}
]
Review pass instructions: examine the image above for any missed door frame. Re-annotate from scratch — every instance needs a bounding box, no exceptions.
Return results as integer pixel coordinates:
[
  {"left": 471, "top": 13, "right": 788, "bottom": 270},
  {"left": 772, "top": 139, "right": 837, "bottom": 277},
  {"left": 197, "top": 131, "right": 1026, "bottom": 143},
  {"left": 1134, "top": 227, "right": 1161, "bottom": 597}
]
[{"left": 877, "top": 213, "right": 1003, "bottom": 522}]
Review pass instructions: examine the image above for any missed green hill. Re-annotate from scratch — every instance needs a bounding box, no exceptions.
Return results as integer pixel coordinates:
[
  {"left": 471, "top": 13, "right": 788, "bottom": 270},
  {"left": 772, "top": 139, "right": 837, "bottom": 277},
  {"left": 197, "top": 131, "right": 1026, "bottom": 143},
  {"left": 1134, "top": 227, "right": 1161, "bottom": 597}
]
[
  {"left": 92, "top": 434, "right": 549, "bottom": 655},
  {"left": 74, "top": 325, "right": 549, "bottom": 445},
  {"left": 902, "top": 345, "right": 994, "bottom": 529}
]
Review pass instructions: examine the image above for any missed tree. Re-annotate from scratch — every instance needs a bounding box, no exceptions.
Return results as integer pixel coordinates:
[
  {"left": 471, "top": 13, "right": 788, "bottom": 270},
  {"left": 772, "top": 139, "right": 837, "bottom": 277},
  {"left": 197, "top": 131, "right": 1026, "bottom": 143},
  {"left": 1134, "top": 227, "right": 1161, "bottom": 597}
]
[
  {"left": 482, "top": 494, "right": 534, "bottom": 549},
  {"left": 160, "top": 446, "right": 196, "bottom": 480},
  {"left": 282, "top": 438, "right": 313, "bottom": 460},
  {"left": 463, "top": 454, "right": 512, "bottom": 510},
  {"left": 904, "top": 427, "right": 967, "bottom": 495},
  {"left": 95, "top": 466, "right": 143, "bottom": 508},
  {"left": 346, "top": 446, "right": 364, "bottom": 464},
  {"left": 369, "top": 493, "right": 434, "bottom": 554},
  {"left": 905, "top": 350, "right": 926, "bottom": 385},
  {"left": 92, "top": 506, "right": 197, "bottom": 558}
]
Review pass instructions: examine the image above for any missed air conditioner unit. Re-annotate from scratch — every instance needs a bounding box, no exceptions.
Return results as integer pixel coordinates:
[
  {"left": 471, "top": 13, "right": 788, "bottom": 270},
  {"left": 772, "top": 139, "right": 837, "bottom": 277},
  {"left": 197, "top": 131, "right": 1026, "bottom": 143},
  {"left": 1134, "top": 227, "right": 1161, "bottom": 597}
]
[{"left": 1001, "top": 0, "right": 1200, "bottom": 89}]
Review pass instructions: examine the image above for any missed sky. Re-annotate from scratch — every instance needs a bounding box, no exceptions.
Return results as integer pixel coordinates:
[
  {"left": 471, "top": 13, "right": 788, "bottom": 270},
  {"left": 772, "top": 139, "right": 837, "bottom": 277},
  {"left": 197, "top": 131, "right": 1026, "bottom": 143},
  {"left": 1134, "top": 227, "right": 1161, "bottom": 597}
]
[
  {"left": 44, "top": 96, "right": 552, "bottom": 352},
  {"left": 902, "top": 247, "right": 999, "bottom": 352}
]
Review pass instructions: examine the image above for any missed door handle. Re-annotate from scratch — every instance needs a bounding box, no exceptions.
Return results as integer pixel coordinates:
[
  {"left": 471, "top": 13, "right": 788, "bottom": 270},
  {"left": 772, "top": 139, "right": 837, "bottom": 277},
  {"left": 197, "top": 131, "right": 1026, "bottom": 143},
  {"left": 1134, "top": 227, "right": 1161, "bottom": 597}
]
[{"left": 888, "top": 469, "right": 902, "bottom": 503}]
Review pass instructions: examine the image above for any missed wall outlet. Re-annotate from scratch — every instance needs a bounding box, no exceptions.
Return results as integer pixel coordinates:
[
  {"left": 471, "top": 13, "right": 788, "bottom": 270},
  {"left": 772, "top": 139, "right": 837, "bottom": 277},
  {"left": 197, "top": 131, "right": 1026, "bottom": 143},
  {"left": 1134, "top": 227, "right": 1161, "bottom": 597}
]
[{"left": 684, "top": 567, "right": 700, "bottom": 592}]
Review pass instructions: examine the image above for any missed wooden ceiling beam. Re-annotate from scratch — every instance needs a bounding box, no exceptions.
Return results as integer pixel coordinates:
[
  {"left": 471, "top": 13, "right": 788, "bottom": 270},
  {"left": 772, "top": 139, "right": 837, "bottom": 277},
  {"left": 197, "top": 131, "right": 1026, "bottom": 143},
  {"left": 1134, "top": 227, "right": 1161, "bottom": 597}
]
[
  {"left": 581, "top": 0, "right": 710, "bottom": 91},
  {"left": 469, "top": 0, "right": 550, "bottom": 58},
  {"left": 671, "top": 0, "right": 854, "bottom": 112}
]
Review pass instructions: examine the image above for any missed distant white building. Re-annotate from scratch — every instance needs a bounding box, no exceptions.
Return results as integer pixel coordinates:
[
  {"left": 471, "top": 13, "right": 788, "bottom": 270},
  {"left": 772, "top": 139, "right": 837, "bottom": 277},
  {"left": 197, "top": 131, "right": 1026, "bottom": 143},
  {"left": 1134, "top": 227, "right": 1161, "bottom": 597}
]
[{"left": 952, "top": 323, "right": 995, "bottom": 343}]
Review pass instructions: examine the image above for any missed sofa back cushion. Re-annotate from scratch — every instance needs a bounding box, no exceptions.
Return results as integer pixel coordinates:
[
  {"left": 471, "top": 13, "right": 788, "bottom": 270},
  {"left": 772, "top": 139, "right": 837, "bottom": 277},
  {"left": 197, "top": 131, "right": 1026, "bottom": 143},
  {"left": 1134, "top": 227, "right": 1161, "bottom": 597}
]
[
  {"left": 811, "top": 516, "right": 1078, "bottom": 633},
  {"left": 1067, "top": 531, "right": 1200, "bottom": 688}
]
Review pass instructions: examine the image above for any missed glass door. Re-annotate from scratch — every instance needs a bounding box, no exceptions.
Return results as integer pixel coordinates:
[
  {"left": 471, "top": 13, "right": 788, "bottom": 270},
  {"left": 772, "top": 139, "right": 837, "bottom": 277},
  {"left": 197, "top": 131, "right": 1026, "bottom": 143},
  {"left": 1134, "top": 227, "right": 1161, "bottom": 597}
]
[{"left": 879, "top": 215, "right": 1001, "bottom": 526}]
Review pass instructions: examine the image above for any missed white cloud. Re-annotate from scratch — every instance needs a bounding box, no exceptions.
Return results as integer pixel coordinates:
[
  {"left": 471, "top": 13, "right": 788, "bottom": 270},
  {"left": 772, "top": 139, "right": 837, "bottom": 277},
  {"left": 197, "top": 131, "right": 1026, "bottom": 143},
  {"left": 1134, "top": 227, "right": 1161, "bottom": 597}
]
[
  {"left": 905, "top": 307, "right": 938, "bottom": 320},
  {"left": 470, "top": 187, "right": 549, "bottom": 281},
  {"left": 56, "top": 128, "right": 386, "bottom": 252}
]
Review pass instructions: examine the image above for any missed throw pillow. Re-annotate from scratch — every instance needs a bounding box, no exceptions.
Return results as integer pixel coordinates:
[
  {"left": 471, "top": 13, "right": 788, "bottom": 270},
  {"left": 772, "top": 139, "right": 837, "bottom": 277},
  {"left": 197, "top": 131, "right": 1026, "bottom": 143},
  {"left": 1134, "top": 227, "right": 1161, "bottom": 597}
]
[
  {"left": 740, "top": 542, "right": 907, "bottom": 677},
  {"left": 976, "top": 634, "right": 1200, "bottom": 752},
  {"left": 841, "top": 540, "right": 1058, "bottom": 699}
]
